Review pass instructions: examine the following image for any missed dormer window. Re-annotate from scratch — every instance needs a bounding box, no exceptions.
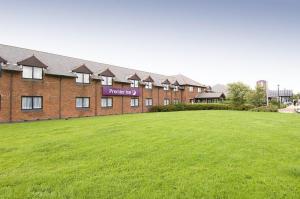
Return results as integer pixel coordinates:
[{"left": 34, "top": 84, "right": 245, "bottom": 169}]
[
  {"left": 102, "top": 76, "right": 113, "bottom": 86},
  {"left": 163, "top": 84, "right": 169, "bottom": 91},
  {"left": 162, "top": 79, "right": 170, "bottom": 91},
  {"left": 174, "top": 86, "right": 179, "bottom": 92},
  {"left": 145, "top": 81, "right": 152, "bottom": 89},
  {"left": 130, "top": 80, "right": 139, "bottom": 88},
  {"left": 99, "top": 68, "right": 115, "bottom": 86},
  {"left": 143, "top": 75, "right": 154, "bottom": 90},
  {"left": 72, "top": 64, "right": 93, "bottom": 84},
  {"left": 128, "top": 73, "right": 141, "bottom": 88},
  {"left": 75, "top": 73, "right": 90, "bottom": 84},
  {"left": 22, "top": 66, "right": 43, "bottom": 79},
  {"left": 173, "top": 81, "right": 180, "bottom": 92},
  {"left": 17, "top": 55, "right": 48, "bottom": 80}
]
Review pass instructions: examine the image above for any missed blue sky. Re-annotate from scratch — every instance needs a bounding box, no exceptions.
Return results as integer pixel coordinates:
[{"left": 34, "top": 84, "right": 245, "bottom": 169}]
[{"left": 1, "top": 0, "right": 299, "bottom": 92}]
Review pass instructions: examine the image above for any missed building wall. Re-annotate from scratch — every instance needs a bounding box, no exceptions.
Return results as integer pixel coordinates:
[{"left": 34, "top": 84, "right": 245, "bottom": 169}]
[
  {"left": 0, "top": 71, "right": 201, "bottom": 123},
  {"left": 182, "top": 86, "right": 202, "bottom": 103},
  {"left": 0, "top": 71, "right": 12, "bottom": 122}
]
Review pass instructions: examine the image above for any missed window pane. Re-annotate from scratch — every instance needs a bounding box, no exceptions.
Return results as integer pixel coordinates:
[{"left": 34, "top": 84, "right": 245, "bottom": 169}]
[
  {"left": 33, "top": 67, "right": 43, "bottom": 79},
  {"left": 33, "top": 97, "right": 42, "bottom": 109},
  {"left": 22, "top": 66, "right": 33, "bottom": 78},
  {"left": 22, "top": 97, "right": 32, "bottom": 109},
  {"left": 76, "top": 98, "right": 82, "bottom": 108},
  {"left": 135, "top": 99, "right": 138, "bottom": 106},
  {"left": 83, "top": 98, "right": 89, "bottom": 108},
  {"left": 108, "top": 77, "right": 112, "bottom": 85},
  {"left": 131, "top": 99, "right": 134, "bottom": 106},
  {"left": 108, "top": 98, "right": 112, "bottom": 107},
  {"left": 101, "top": 98, "right": 107, "bottom": 107},
  {"left": 83, "top": 74, "right": 90, "bottom": 83},
  {"left": 135, "top": 81, "right": 139, "bottom": 87},
  {"left": 76, "top": 73, "right": 83, "bottom": 83}
]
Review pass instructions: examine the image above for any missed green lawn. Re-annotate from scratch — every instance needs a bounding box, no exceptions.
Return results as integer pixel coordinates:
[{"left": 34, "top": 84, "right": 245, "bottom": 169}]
[{"left": 0, "top": 111, "right": 300, "bottom": 199}]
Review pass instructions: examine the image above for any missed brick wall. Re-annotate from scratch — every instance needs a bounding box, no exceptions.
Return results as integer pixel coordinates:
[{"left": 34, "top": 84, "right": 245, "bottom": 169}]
[{"left": 0, "top": 71, "right": 199, "bottom": 122}]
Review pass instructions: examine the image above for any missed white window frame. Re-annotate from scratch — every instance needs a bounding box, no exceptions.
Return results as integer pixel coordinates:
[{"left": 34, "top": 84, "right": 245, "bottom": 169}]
[
  {"left": 101, "top": 97, "right": 113, "bottom": 108},
  {"left": 173, "top": 99, "right": 179, "bottom": 104},
  {"left": 145, "top": 82, "right": 152, "bottom": 89},
  {"left": 22, "top": 66, "right": 43, "bottom": 80},
  {"left": 145, "top": 98, "right": 153, "bottom": 106},
  {"left": 75, "top": 73, "right": 90, "bottom": 84},
  {"left": 21, "top": 96, "right": 43, "bottom": 110},
  {"left": 174, "top": 86, "right": 179, "bottom": 92},
  {"left": 164, "top": 99, "right": 170, "bottom": 106},
  {"left": 163, "top": 84, "right": 169, "bottom": 91},
  {"left": 101, "top": 76, "right": 113, "bottom": 86},
  {"left": 130, "top": 98, "right": 139, "bottom": 107},
  {"left": 130, "top": 80, "right": 139, "bottom": 88},
  {"left": 76, "top": 97, "right": 90, "bottom": 108},
  {"left": 189, "top": 86, "right": 194, "bottom": 92}
]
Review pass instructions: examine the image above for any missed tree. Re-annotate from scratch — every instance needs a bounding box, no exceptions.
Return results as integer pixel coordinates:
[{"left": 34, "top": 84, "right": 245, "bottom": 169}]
[
  {"left": 227, "top": 82, "right": 251, "bottom": 106},
  {"left": 248, "top": 85, "right": 267, "bottom": 107}
]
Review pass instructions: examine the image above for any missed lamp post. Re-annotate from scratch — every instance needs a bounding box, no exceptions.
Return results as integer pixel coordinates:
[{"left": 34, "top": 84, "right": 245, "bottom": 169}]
[
  {"left": 277, "top": 84, "right": 280, "bottom": 104},
  {"left": 266, "top": 81, "right": 269, "bottom": 106}
]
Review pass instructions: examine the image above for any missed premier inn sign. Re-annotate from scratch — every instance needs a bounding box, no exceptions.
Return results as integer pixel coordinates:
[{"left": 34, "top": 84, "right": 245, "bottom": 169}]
[{"left": 102, "top": 86, "right": 140, "bottom": 97}]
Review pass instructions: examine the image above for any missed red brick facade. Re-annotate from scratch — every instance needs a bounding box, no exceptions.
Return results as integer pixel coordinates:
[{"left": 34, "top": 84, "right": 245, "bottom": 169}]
[{"left": 0, "top": 71, "right": 203, "bottom": 122}]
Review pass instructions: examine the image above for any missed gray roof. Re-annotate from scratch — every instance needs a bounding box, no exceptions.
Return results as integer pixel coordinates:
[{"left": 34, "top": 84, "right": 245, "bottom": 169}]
[
  {"left": 195, "top": 92, "right": 225, "bottom": 99},
  {"left": 0, "top": 44, "right": 205, "bottom": 87},
  {"left": 212, "top": 84, "right": 228, "bottom": 96},
  {"left": 268, "top": 90, "right": 293, "bottom": 98}
]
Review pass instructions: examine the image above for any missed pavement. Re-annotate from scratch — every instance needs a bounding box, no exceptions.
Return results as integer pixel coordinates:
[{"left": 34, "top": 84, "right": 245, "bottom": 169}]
[{"left": 278, "top": 105, "right": 296, "bottom": 113}]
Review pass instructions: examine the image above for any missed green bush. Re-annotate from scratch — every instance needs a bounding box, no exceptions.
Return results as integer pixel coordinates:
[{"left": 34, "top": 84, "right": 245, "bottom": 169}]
[
  {"left": 250, "top": 106, "right": 278, "bottom": 112},
  {"left": 149, "top": 103, "right": 257, "bottom": 112}
]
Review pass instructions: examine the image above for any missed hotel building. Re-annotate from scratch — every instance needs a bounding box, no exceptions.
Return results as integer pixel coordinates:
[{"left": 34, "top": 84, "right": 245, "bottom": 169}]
[{"left": 0, "top": 44, "right": 207, "bottom": 122}]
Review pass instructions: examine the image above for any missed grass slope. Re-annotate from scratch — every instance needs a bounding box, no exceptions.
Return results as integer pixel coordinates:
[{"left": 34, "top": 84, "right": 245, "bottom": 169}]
[{"left": 0, "top": 111, "right": 300, "bottom": 199}]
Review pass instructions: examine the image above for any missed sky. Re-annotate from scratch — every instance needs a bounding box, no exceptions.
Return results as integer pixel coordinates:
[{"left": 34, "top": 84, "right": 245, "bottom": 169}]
[{"left": 0, "top": 0, "right": 299, "bottom": 92}]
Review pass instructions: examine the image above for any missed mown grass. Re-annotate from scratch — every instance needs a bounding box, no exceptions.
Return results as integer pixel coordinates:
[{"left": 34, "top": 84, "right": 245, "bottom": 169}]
[{"left": 0, "top": 111, "right": 300, "bottom": 199}]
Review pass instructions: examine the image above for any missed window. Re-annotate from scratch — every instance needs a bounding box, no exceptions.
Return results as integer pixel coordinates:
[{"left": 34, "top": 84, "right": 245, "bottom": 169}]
[
  {"left": 130, "top": 80, "right": 139, "bottom": 88},
  {"left": 163, "top": 84, "right": 169, "bottom": 91},
  {"left": 131, "top": 98, "right": 139, "bottom": 107},
  {"left": 174, "top": 86, "right": 179, "bottom": 92},
  {"left": 22, "top": 66, "right": 43, "bottom": 79},
  {"left": 189, "top": 86, "right": 194, "bottom": 92},
  {"left": 21, "top": 96, "right": 42, "bottom": 110},
  {"left": 164, "top": 99, "right": 170, "bottom": 106},
  {"left": 145, "top": 82, "right": 152, "bottom": 89},
  {"left": 145, "top": 98, "right": 153, "bottom": 106},
  {"left": 174, "top": 99, "right": 179, "bottom": 104},
  {"left": 198, "top": 87, "right": 201, "bottom": 93},
  {"left": 76, "top": 97, "right": 90, "bottom": 108},
  {"left": 101, "top": 97, "right": 113, "bottom": 107},
  {"left": 101, "top": 76, "right": 113, "bottom": 86},
  {"left": 75, "top": 73, "right": 90, "bottom": 84}
]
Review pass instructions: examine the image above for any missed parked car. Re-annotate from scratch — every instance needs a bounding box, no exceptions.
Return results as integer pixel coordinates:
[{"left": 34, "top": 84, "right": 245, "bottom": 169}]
[{"left": 295, "top": 106, "right": 300, "bottom": 113}]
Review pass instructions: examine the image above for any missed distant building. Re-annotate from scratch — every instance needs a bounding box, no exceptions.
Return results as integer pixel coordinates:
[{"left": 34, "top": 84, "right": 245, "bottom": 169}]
[
  {"left": 268, "top": 90, "right": 293, "bottom": 103},
  {"left": 195, "top": 92, "right": 226, "bottom": 103},
  {"left": 211, "top": 84, "right": 228, "bottom": 97},
  {"left": 256, "top": 80, "right": 293, "bottom": 103},
  {"left": 256, "top": 80, "right": 267, "bottom": 90}
]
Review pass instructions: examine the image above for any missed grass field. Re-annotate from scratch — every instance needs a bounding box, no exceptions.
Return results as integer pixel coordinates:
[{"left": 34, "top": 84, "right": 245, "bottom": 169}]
[{"left": 0, "top": 111, "right": 300, "bottom": 199}]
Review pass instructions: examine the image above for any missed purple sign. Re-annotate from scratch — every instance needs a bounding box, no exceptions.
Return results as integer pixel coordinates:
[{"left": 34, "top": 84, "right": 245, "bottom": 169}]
[{"left": 102, "top": 86, "right": 140, "bottom": 96}]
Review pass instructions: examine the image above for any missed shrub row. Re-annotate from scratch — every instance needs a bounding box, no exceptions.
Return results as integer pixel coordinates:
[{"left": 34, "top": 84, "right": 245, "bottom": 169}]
[
  {"left": 149, "top": 103, "right": 261, "bottom": 112},
  {"left": 249, "top": 106, "right": 278, "bottom": 112}
]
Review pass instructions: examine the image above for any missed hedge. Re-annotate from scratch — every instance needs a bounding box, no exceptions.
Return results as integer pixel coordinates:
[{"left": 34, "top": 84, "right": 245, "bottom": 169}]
[{"left": 149, "top": 103, "right": 278, "bottom": 112}]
